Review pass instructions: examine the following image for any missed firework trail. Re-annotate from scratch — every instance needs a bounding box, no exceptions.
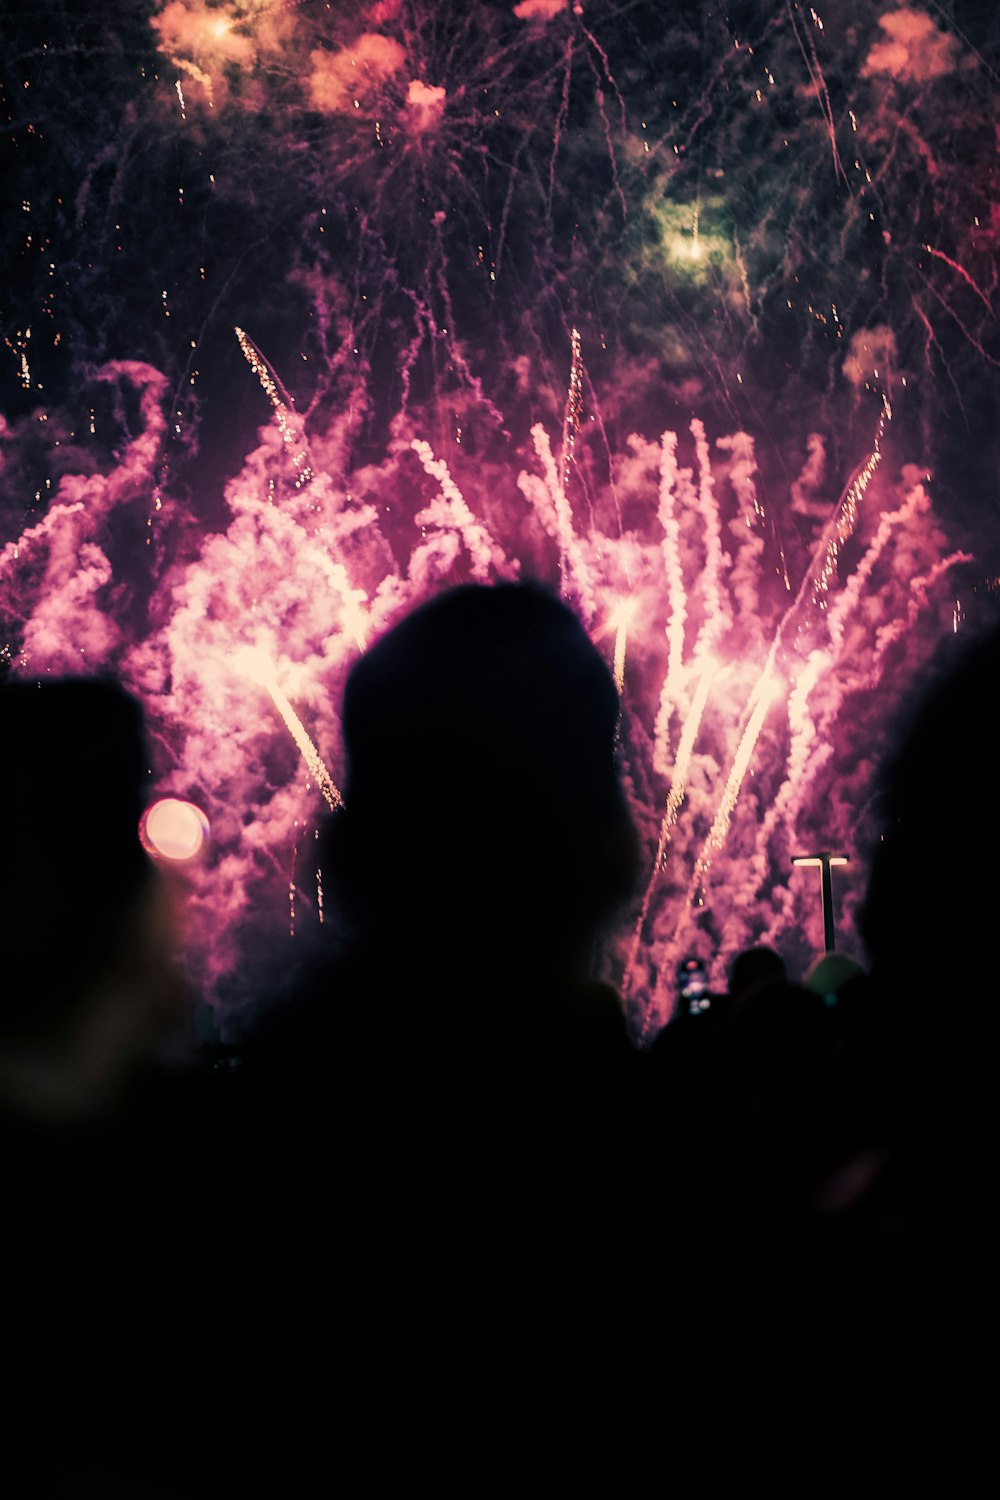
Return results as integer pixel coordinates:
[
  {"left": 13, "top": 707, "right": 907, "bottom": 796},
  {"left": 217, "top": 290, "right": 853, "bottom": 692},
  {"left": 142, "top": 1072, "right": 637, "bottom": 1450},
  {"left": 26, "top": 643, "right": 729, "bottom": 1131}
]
[
  {"left": 234, "top": 646, "right": 343, "bottom": 812},
  {"left": 717, "top": 431, "right": 768, "bottom": 639},
  {"left": 645, "top": 418, "right": 733, "bottom": 831},
  {"left": 775, "top": 481, "right": 933, "bottom": 832},
  {"left": 0, "top": 501, "right": 85, "bottom": 578},
  {"left": 411, "top": 438, "right": 511, "bottom": 581},
  {"left": 526, "top": 326, "right": 590, "bottom": 602},
  {"left": 612, "top": 601, "right": 635, "bottom": 694},
  {"left": 650, "top": 423, "right": 728, "bottom": 834},
  {"left": 689, "top": 418, "right": 733, "bottom": 656},
  {"left": 785, "top": 0, "right": 849, "bottom": 186},
  {"left": 627, "top": 402, "right": 915, "bottom": 1014},
  {"left": 923, "top": 244, "right": 994, "bottom": 315},
  {"left": 688, "top": 425, "right": 896, "bottom": 958},
  {"left": 652, "top": 431, "right": 688, "bottom": 775},
  {"left": 631, "top": 420, "right": 732, "bottom": 982},
  {"left": 747, "top": 479, "right": 932, "bottom": 886},
  {"left": 560, "top": 327, "right": 585, "bottom": 504},
  {"left": 652, "top": 670, "right": 779, "bottom": 1019},
  {"left": 826, "top": 480, "right": 929, "bottom": 655},
  {"left": 661, "top": 665, "right": 718, "bottom": 853},
  {"left": 236, "top": 327, "right": 314, "bottom": 488},
  {"left": 747, "top": 649, "right": 826, "bottom": 883},
  {"left": 520, "top": 423, "right": 597, "bottom": 619},
  {"left": 624, "top": 658, "right": 717, "bottom": 992},
  {"left": 699, "top": 657, "right": 779, "bottom": 878},
  {"left": 806, "top": 404, "right": 888, "bottom": 613},
  {"left": 871, "top": 551, "right": 973, "bottom": 673}
]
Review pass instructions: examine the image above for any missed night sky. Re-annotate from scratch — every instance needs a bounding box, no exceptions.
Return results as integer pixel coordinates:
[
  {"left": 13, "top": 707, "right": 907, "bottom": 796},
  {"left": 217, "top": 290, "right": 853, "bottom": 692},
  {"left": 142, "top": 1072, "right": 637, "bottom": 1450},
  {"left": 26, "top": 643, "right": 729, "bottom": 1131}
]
[{"left": 2, "top": 1, "right": 998, "bottom": 1033}]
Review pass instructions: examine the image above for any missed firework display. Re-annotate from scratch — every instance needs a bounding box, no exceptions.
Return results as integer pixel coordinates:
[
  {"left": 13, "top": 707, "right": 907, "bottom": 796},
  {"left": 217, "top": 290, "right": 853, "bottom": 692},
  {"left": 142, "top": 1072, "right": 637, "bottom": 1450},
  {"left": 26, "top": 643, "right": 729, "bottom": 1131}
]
[{"left": 2, "top": 3, "right": 996, "bottom": 1033}]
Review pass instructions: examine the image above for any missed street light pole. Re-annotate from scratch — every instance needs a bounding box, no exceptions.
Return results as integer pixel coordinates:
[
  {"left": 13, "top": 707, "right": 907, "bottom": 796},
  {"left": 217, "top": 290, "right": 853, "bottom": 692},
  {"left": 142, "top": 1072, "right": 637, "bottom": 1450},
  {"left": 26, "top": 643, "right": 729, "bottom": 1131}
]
[{"left": 792, "top": 851, "right": 849, "bottom": 954}]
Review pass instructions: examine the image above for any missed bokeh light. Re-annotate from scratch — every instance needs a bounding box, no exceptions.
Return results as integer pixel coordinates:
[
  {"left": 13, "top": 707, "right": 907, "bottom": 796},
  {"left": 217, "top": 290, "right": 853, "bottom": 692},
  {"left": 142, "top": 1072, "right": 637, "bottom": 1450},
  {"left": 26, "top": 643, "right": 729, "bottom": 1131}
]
[{"left": 140, "top": 798, "right": 210, "bottom": 864}]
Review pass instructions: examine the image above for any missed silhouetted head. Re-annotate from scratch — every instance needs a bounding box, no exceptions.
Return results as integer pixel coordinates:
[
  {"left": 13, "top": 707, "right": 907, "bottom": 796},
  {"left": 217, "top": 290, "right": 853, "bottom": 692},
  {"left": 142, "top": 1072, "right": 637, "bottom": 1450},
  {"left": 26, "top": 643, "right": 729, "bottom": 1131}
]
[
  {"left": 728, "top": 945, "right": 787, "bottom": 1000},
  {"left": 804, "top": 952, "right": 864, "bottom": 1007},
  {"left": 325, "top": 583, "right": 638, "bottom": 981}
]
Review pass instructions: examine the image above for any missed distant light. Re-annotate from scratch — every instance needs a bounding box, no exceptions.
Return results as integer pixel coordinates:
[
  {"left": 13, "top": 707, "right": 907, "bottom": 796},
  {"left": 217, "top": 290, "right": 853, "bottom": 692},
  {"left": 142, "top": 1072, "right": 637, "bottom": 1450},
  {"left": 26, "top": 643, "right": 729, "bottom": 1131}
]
[{"left": 140, "top": 798, "right": 210, "bottom": 863}]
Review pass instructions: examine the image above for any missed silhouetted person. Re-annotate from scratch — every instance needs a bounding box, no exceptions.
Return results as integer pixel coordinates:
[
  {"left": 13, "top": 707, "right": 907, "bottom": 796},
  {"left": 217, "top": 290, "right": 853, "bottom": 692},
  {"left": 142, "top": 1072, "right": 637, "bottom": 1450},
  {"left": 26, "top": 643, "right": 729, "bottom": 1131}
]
[
  {"left": 728, "top": 943, "right": 787, "bottom": 1004},
  {"left": 842, "top": 612, "right": 1000, "bottom": 1254},
  {"left": 0, "top": 678, "right": 246, "bottom": 1496},
  {"left": 0, "top": 678, "right": 186, "bottom": 1123},
  {"left": 862, "top": 613, "right": 1000, "bottom": 1037},
  {"left": 233, "top": 584, "right": 644, "bottom": 1484},
  {"left": 252, "top": 583, "right": 639, "bottom": 1119},
  {"left": 761, "top": 613, "right": 1000, "bottom": 1442}
]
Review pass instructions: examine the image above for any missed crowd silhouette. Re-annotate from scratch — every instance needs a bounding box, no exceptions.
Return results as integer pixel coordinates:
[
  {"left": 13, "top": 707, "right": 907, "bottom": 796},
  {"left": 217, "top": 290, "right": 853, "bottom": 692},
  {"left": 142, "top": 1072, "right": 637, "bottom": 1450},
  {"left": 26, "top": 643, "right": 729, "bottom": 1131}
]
[{"left": 1, "top": 581, "right": 989, "bottom": 1491}]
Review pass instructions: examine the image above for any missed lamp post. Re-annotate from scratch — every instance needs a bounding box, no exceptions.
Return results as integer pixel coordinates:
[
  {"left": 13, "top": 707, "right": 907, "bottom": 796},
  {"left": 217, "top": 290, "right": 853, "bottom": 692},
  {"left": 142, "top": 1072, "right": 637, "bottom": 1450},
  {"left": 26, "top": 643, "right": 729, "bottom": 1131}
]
[{"left": 792, "top": 851, "right": 849, "bottom": 954}]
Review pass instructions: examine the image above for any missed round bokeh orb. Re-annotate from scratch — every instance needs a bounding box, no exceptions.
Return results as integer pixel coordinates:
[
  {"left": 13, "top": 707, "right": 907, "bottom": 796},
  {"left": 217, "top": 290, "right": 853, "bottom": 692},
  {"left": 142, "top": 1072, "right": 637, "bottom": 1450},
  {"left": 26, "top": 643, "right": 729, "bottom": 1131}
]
[{"left": 140, "top": 798, "right": 210, "bottom": 864}]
